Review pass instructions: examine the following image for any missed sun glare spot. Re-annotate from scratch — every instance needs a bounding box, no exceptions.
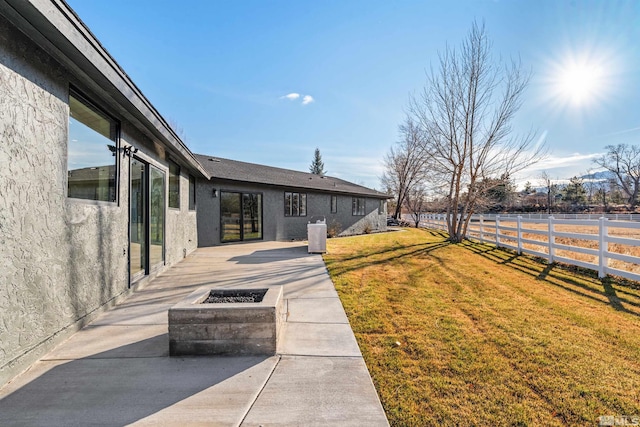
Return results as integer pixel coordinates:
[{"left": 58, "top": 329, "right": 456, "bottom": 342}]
[
  {"left": 542, "top": 48, "right": 615, "bottom": 112},
  {"left": 556, "top": 61, "right": 603, "bottom": 106}
]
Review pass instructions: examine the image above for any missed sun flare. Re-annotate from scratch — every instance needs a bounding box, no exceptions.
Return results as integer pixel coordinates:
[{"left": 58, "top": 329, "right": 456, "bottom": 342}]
[
  {"left": 556, "top": 61, "right": 603, "bottom": 106},
  {"left": 544, "top": 48, "right": 615, "bottom": 111}
]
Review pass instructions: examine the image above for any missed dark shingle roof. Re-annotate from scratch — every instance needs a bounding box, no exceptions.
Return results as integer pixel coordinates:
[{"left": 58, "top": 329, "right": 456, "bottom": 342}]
[{"left": 194, "top": 154, "right": 389, "bottom": 199}]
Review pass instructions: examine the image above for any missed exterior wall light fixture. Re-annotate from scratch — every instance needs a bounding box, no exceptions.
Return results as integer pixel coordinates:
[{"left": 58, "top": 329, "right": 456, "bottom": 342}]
[
  {"left": 212, "top": 188, "right": 217, "bottom": 198},
  {"left": 122, "top": 145, "right": 138, "bottom": 157}
]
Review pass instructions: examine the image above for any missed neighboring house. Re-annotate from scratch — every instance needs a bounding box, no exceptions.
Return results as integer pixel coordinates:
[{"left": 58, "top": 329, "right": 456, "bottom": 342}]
[
  {"left": 0, "top": 0, "right": 210, "bottom": 386},
  {"left": 195, "top": 155, "right": 389, "bottom": 245},
  {"left": 0, "top": 0, "right": 389, "bottom": 388}
]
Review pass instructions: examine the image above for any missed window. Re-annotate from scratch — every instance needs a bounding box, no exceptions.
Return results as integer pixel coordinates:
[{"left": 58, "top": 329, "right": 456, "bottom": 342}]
[
  {"left": 300, "top": 194, "right": 307, "bottom": 216},
  {"left": 331, "top": 195, "right": 337, "bottom": 213},
  {"left": 188, "top": 175, "right": 196, "bottom": 210},
  {"left": 284, "top": 192, "right": 307, "bottom": 217},
  {"left": 67, "top": 90, "right": 118, "bottom": 202},
  {"left": 379, "top": 200, "right": 385, "bottom": 215},
  {"left": 149, "top": 166, "right": 165, "bottom": 267},
  {"left": 352, "top": 197, "right": 366, "bottom": 216},
  {"left": 168, "top": 160, "right": 180, "bottom": 208}
]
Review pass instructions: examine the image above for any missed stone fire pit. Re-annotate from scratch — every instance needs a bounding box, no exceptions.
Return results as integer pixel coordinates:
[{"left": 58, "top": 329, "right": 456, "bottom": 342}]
[{"left": 168, "top": 286, "right": 284, "bottom": 356}]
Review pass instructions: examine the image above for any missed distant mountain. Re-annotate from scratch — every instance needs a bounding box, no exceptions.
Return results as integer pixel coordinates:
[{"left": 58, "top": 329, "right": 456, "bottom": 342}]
[{"left": 579, "top": 170, "right": 616, "bottom": 181}]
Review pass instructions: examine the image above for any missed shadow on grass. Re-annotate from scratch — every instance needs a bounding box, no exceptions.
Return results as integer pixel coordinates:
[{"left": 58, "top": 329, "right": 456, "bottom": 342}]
[
  {"left": 326, "top": 239, "right": 451, "bottom": 277},
  {"left": 603, "top": 280, "right": 627, "bottom": 312},
  {"left": 461, "top": 240, "right": 640, "bottom": 318}
]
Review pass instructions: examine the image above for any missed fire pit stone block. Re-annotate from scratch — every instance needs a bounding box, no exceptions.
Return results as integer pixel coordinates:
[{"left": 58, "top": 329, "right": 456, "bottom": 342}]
[{"left": 168, "top": 286, "right": 284, "bottom": 356}]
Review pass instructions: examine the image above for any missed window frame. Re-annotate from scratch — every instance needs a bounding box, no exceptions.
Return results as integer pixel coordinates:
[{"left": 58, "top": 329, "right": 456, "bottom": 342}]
[
  {"left": 188, "top": 175, "right": 196, "bottom": 211},
  {"left": 331, "top": 195, "right": 337, "bottom": 213},
  {"left": 352, "top": 197, "right": 366, "bottom": 216},
  {"left": 168, "top": 160, "right": 181, "bottom": 209},
  {"left": 67, "top": 87, "right": 120, "bottom": 204},
  {"left": 284, "top": 191, "right": 307, "bottom": 217},
  {"left": 220, "top": 190, "right": 263, "bottom": 242}
]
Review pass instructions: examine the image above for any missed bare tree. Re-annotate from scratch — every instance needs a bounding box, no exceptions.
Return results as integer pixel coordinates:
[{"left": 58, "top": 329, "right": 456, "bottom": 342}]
[
  {"left": 583, "top": 168, "right": 598, "bottom": 205},
  {"left": 380, "top": 116, "right": 429, "bottom": 219},
  {"left": 167, "top": 117, "right": 189, "bottom": 146},
  {"left": 404, "top": 185, "right": 428, "bottom": 227},
  {"left": 539, "top": 171, "right": 558, "bottom": 214},
  {"left": 410, "top": 22, "right": 545, "bottom": 242},
  {"left": 593, "top": 144, "right": 640, "bottom": 209}
]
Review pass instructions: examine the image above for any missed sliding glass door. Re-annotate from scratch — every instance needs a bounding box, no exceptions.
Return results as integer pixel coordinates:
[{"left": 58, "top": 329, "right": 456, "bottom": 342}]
[
  {"left": 221, "top": 191, "right": 262, "bottom": 243},
  {"left": 243, "top": 193, "right": 262, "bottom": 240},
  {"left": 149, "top": 166, "right": 165, "bottom": 267},
  {"left": 221, "top": 192, "right": 241, "bottom": 243},
  {"left": 130, "top": 157, "right": 165, "bottom": 281},
  {"left": 130, "top": 159, "right": 146, "bottom": 279}
]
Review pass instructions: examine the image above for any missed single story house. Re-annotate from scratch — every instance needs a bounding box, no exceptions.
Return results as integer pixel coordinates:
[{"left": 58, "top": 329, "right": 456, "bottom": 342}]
[
  {"left": 194, "top": 155, "right": 389, "bottom": 245},
  {"left": 0, "top": 0, "right": 388, "bottom": 387}
]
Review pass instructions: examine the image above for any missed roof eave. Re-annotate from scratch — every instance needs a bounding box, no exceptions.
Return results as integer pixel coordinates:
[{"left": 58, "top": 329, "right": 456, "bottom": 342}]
[
  {"left": 0, "top": 0, "right": 211, "bottom": 179},
  {"left": 210, "top": 176, "right": 391, "bottom": 199}
]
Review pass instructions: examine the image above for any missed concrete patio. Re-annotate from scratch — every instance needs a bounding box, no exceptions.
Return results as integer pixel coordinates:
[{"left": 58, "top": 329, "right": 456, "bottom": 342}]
[{"left": 0, "top": 241, "right": 388, "bottom": 426}]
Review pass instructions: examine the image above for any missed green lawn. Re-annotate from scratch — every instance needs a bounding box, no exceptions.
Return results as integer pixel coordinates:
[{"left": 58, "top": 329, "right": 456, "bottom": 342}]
[{"left": 324, "top": 228, "right": 640, "bottom": 426}]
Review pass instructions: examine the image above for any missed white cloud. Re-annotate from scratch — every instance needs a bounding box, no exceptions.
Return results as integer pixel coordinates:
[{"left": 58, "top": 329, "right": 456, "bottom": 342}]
[
  {"left": 279, "top": 92, "right": 315, "bottom": 105},
  {"left": 514, "top": 152, "right": 604, "bottom": 189},
  {"left": 281, "top": 93, "right": 300, "bottom": 100}
]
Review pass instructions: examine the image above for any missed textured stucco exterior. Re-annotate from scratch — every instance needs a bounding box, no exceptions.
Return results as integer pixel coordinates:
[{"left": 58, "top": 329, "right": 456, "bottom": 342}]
[
  {"left": 197, "top": 179, "right": 387, "bottom": 246},
  {"left": 0, "top": 12, "right": 198, "bottom": 386},
  {"left": 165, "top": 171, "right": 198, "bottom": 265}
]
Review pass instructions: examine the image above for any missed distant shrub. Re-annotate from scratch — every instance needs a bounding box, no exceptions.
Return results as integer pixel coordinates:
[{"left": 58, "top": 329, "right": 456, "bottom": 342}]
[
  {"left": 363, "top": 221, "right": 373, "bottom": 234},
  {"left": 327, "top": 220, "right": 342, "bottom": 238}
]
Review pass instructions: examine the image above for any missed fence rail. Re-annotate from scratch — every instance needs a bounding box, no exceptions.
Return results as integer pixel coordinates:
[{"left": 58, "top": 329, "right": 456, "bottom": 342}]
[
  {"left": 457, "top": 213, "right": 640, "bottom": 221},
  {"left": 419, "top": 213, "right": 640, "bottom": 282}
]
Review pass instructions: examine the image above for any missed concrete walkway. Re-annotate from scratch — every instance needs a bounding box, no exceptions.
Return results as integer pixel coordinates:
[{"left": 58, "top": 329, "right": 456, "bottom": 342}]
[{"left": 0, "top": 242, "right": 389, "bottom": 426}]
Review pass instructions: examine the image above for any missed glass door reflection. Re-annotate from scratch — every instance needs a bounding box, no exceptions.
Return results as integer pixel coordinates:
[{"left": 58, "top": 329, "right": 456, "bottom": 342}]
[
  {"left": 243, "top": 193, "right": 262, "bottom": 240},
  {"left": 130, "top": 158, "right": 146, "bottom": 279},
  {"left": 220, "top": 191, "right": 262, "bottom": 242},
  {"left": 130, "top": 159, "right": 165, "bottom": 282},
  {"left": 221, "top": 191, "right": 241, "bottom": 242},
  {"left": 149, "top": 166, "right": 165, "bottom": 267}
]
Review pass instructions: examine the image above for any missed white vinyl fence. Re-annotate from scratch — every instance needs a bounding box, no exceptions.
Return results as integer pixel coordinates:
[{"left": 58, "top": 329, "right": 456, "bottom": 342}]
[{"left": 420, "top": 213, "right": 640, "bottom": 282}]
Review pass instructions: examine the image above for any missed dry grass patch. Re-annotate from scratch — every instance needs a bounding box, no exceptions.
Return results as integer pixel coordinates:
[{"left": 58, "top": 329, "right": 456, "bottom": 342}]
[{"left": 324, "top": 228, "right": 640, "bottom": 426}]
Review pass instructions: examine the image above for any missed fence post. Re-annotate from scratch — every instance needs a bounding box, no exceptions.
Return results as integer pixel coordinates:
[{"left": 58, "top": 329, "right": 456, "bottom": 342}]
[
  {"left": 479, "top": 215, "right": 484, "bottom": 243},
  {"left": 466, "top": 216, "right": 470, "bottom": 239},
  {"left": 548, "top": 216, "right": 555, "bottom": 263},
  {"left": 496, "top": 215, "right": 501, "bottom": 247},
  {"left": 598, "top": 217, "right": 608, "bottom": 278},
  {"left": 517, "top": 216, "right": 522, "bottom": 255}
]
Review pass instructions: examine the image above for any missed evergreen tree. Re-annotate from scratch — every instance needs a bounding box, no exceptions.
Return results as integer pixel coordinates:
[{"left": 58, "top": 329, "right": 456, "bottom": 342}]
[
  {"left": 309, "top": 148, "right": 326, "bottom": 175},
  {"left": 562, "top": 176, "right": 586, "bottom": 207}
]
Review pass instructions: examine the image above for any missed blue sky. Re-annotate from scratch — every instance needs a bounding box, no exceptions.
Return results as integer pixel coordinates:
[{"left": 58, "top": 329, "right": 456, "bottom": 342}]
[{"left": 66, "top": 0, "right": 640, "bottom": 190}]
